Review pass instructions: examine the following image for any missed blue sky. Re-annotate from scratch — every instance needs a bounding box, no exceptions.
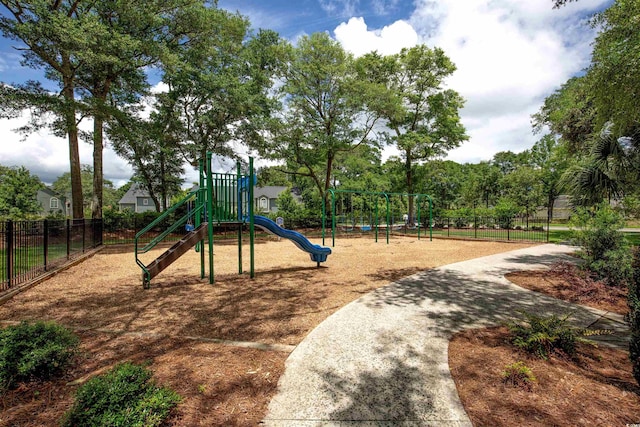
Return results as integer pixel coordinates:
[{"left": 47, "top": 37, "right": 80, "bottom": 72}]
[{"left": 0, "top": 0, "right": 613, "bottom": 187}]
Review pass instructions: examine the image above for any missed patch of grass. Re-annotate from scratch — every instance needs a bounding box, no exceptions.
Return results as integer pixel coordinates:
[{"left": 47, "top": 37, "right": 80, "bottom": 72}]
[
  {"left": 431, "top": 228, "right": 547, "bottom": 242},
  {"left": 548, "top": 229, "right": 640, "bottom": 245},
  {"left": 625, "top": 233, "right": 640, "bottom": 246},
  {"left": 62, "top": 362, "right": 181, "bottom": 427},
  {"left": 548, "top": 230, "right": 572, "bottom": 243},
  {"left": 0, "top": 321, "right": 79, "bottom": 390},
  {"left": 502, "top": 361, "right": 536, "bottom": 391}
]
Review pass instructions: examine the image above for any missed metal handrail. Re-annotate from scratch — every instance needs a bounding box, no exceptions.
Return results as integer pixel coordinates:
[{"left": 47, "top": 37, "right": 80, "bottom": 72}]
[
  {"left": 134, "top": 188, "right": 201, "bottom": 242},
  {"left": 139, "top": 204, "right": 204, "bottom": 254},
  {"left": 134, "top": 188, "right": 203, "bottom": 283}
]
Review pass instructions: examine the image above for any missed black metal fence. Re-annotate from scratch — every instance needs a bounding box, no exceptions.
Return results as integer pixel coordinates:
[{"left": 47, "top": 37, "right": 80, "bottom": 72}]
[
  {"left": 0, "top": 219, "right": 103, "bottom": 291},
  {"left": 0, "top": 213, "right": 550, "bottom": 292},
  {"left": 102, "top": 216, "right": 252, "bottom": 246},
  {"left": 429, "top": 216, "right": 549, "bottom": 242},
  {"left": 103, "top": 215, "right": 184, "bottom": 246}
]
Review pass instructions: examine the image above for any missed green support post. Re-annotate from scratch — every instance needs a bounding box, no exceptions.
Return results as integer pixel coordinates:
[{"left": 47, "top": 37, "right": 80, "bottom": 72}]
[
  {"left": 249, "top": 158, "right": 255, "bottom": 278},
  {"left": 385, "top": 192, "right": 390, "bottom": 244},
  {"left": 331, "top": 189, "right": 336, "bottom": 247},
  {"left": 237, "top": 161, "right": 243, "bottom": 275},
  {"left": 206, "top": 153, "right": 214, "bottom": 284},
  {"left": 198, "top": 159, "right": 205, "bottom": 279},
  {"left": 429, "top": 195, "right": 433, "bottom": 241},
  {"left": 417, "top": 195, "right": 422, "bottom": 241},
  {"left": 374, "top": 195, "right": 379, "bottom": 243},
  {"left": 322, "top": 194, "right": 326, "bottom": 246}
]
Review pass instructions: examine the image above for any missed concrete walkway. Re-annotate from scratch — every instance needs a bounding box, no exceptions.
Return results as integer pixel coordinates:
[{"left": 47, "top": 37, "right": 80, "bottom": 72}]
[{"left": 262, "top": 244, "right": 629, "bottom": 426}]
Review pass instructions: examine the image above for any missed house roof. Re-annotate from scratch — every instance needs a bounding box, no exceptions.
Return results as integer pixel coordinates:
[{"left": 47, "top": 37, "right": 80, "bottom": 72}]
[
  {"left": 254, "top": 186, "right": 288, "bottom": 199},
  {"left": 118, "top": 183, "right": 150, "bottom": 205},
  {"left": 38, "top": 187, "right": 66, "bottom": 200},
  {"left": 553, "top": 195, "right": 572, "bottom": 209}
]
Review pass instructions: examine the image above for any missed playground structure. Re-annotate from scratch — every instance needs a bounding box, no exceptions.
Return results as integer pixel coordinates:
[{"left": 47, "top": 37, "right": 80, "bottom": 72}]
[
  {"left": 134, "top": 153, "right": 330, "bottom": 289},
  {"left": 322, "top": 189, "right": 433, "bottom": 247}
]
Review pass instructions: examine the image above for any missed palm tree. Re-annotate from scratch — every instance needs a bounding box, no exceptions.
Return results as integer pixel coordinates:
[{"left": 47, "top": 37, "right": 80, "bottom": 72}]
[{"left": 562, "top": 125, "right": 640, "bottom": 206}]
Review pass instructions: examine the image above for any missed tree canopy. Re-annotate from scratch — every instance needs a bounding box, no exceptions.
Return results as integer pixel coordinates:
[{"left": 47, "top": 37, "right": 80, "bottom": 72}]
[
  {"left": 377, "top": 45, "right": 467, "bottom": 220},
  {"left": 535, "top": 0, "right": 640, "bottom": 207},
  {"left": 0, "top": 165, "right": 44, "bottom": 219},
  {"left": 589, "top": 0, "right": 640, "bottom": 136},
  {"left": 257, "top": 32, "right": 387, "bottom": 207}
]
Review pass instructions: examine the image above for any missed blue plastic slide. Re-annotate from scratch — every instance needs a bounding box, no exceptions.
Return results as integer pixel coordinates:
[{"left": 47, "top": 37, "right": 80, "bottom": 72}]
[{"left": 253, "top": 215, "right": 331, "bottom": 264}]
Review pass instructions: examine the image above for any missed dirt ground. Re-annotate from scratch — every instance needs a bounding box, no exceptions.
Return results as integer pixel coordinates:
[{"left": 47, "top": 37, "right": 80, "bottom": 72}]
[
  {"left": 449, "top": 327, "right": 640, "bottom": 427},
  {"left": 506, "top": 263, "right": 628, "bottom": 315},
  {"left": 0, "top": 236, "right": 532, "bottom": 426},
  {"left": 450, "top": 264, "right": 639, "bottom": 427}
]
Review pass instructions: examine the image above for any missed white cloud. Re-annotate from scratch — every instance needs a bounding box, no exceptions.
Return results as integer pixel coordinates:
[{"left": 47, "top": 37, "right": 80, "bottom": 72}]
[
  {"left": 334, "top": 17, "right": 418, "bottom": 57},
  {"left": 0, "top": 0, "right": 614, "bottom": 193},
  {"left": 446, "top": 112, "right": 537, "bottom": 164},
  {"left": 371, "top": 0, "right": 401, "bottom": 16},
  {"left": 319, "top": 0, "right": 360, "bottom": 17},
  {"left": 406, "top": 0, "right": 609, "bottom": 163},
  {"left": 0, "top": 114, "right": 133, "bottom": 187},
  {"left": 328, "top": 0, "right": 609, "bottom": 164}
]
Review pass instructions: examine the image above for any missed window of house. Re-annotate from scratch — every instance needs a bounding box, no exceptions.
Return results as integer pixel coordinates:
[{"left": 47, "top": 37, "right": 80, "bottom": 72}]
[
  {"left": 50, "top": 197, "right": 59, "bottom": 209},
  {"left": 143, "top": 198, "right": 149, "bottom": 206}
]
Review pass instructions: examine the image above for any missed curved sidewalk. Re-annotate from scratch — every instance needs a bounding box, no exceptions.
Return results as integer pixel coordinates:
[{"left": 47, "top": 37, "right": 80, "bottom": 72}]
[{"left": 262, "top": 244, "right": 629, "bottom": 426}]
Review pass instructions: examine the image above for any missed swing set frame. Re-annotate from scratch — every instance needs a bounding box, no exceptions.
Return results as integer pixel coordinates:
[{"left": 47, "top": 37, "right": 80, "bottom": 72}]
[{"left": 321, "top": 189, "right": 433, "bottom": 247}]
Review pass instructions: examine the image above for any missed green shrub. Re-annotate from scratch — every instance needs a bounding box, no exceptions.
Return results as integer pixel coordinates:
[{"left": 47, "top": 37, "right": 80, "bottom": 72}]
[
  {"left": 494, "top": 198, "right": 522, "bottom": 229},
  {"left": 507, "top": 311, "right": 595, "bottom": 359},
  {"left": 0, "top": 321, "right": 79, "bottom": 390},
  {"left": 62, "top": 362, "right": 181, "bottom": 427},
  {"left": 442, "top": 208, "right": 472, "bottom": 228},
  {"left": 569, "top": 202, "right": 632, "bottom": 286},
  {"left": 629, "top": 247, "right": 640, "bottom": 385},
  {"left": 502, "top": 361, "right": 536, "bottom": 391}
]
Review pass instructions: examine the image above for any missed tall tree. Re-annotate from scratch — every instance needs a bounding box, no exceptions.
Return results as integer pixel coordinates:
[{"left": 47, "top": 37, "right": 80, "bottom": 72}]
[
  {"left": 0, "top": 165, "right": 44, "bottom": 219},
  {"left": 381, "top": 45, "right": 468, "bottom": 222},
  {"left": 531, "top": 77, "right": 597, "bottom": 153},
  {"left": 589, "top": 0, "right": 640, "bottom": 136},
  {"left": 74, "top": 0, "right": 191, "bottom": 219},
  {"left": 51, "top": 165, "right": 118, "bottom": 214},
  {"left": 500, "top": 166, "right": 544, "bottom": 221},
  {"left": 109, "top": 109, "right": 184, "bottom": 212},
  {"left": 536, "top": 0, "right": 640, "bottom": 207},
  {"left": 417, "top": 160, "right": 464, "bottom": 213},
  {"left": 0, "top": 1, "right": 209, "bottom": 219},
  {"left": 459, "top": 161, "right": 501, "bottom": 208},
  {"left": 158, "top": 12, "right": 282, "bottom": 166},
  {"left": 491, "top": 151, "right": 528, "bottom": 175},
  {"left": 530, "top": 135, "right": 570, "bottom": 220},
  {"left": 259, "top": 32, "right": 385, "bottom": 208},
  {"left": 0, "top": 0, "right": 100, "bottom": 218}
]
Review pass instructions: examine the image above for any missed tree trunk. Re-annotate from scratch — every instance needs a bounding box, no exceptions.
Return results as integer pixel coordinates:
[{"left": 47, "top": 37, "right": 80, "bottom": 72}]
[
  {"left": 405, "top": 150, "right": 414, "bottom": 224},
  {"left": 160, "top": 152, "right": 168, "bottom": 211},
  {"left": 91, "top": 81, "right": 113, "bottom": 219},
  {"left": 547, "top": 192, "right": 556, "bottom": 223},
  {"left": 92, "top": 115, "right": 104, "bottom": 219},
  {"left": 322, "top": 153, "right": 335, "bottom": 218},
  {"left": 62, "top": 75, "right": 84, "bottom": 219}
]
